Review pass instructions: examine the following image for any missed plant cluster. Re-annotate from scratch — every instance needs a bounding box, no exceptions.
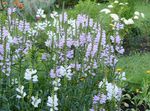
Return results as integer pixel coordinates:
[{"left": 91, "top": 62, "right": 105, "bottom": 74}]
[{"left": 0, "top": 0, "right": 149, "bottom": 111}]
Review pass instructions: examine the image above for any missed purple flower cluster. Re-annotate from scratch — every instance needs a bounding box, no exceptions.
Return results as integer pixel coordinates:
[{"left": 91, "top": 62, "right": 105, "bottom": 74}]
[
  {"left": 93, "top": 93, "right": 107, "bottom": 105},
  {"left": 18, "top": 20, "right": 30, "bottom": 33}
]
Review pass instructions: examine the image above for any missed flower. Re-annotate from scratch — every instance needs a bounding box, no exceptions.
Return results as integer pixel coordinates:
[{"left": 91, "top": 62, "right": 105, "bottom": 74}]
[
  {"left": 59, "top": 12, "right": 68, "bottom": 22},
  {"left": 108, "top": 5, "right": 113, "bottom": 8},
  {"left": 16, "top": 85, "right": 26, "bottom": 99},
  {"left": 116, "top": 68, "right": 122, "bottom": 72},
  {"left": 146, "top": 70, "right": 150, "bottom": 74},
  {"left": 141, "top": 13, "right": 145, "bottom": 18},
  {"left": 50, "top": 11, "right": 58, "bottom": 19},
  {"left": 100, "top": 9, "right": 111, "bottom": 14},
  {"left": 7, "top": 7, "right": 16, "bottom": 15},
  {"left": 106, "top": 82, "right": 122, "bottom": 101},
  {"left": 47, "top": 94, "right": 58, "bottom": 110},
  {"left": 52, "top": 78, "right": 61, "bottom": 91},
  {"left": 134, "top": 11, "right": 140, "bottom": 16},
  {"left": 36, "top": 8, "right": 46, "bottom": 19},
  {"left": 123, "top": 18, "right": 134, "bottom": 25},
  {"left": 120, "top": 72, "right": 126, "bottom": 80},
  {"left": 31, "top": 96, "right": 41, "bottom": 108},
  {"left": 114, "top": 0, "right": 119, "bottom": 3},
  {"left": 11, "top": 78, "right": 18, "bottom": 85},
  {"left": 54, "top": 66, "right": 73, "bottom": 80},
  {"left": 32, "top": 75, "right": 38, "bottom": 82},
  {"left": 99, "top": 94, "right": 107, "bottom": 104},
  {"left": 134, "top": 16, "right": 139, "bottom": 19},
  {"left": 24, "top": 69, "right": 38, "bottom": 82},
  {"left": 110, "top": 14, "right": 119, "bottom": 21},
  {"left": 93, "top": 95, "right": 100, "bottom": 104}
]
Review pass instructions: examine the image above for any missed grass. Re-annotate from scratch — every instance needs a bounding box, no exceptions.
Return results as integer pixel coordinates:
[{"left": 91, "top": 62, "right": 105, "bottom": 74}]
[{"left": 117, "top": 53, "right": 150, "bottom": 86}]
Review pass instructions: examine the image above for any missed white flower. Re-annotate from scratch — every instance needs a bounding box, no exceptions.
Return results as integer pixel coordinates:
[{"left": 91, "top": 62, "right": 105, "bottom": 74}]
[
  {"left": 31, "top": 96, "right": 41, "bottom": 108},
  {"left": 47, "top": 94, "right": 58, "bottom": 110},
  {"left": 11, "top": 78, "right": 18, "bottom": 85},
  {"left": 52, "top": 78, "right": 61, "bottom": 91},
  {"left": 100, "top": 8, "right": 111, "bottom": 14},
  {"left": 32, "top": 75, "right": 38, "bottom": 82},
  {"left": 141, "top": 13, "right": 145, "bottom": 18},
  {"left": 45, "top": 39, "right": 52, "bottom": 48},
  {"left": 35, "top": 22, "right": 47, "bottom": 30},
  {"left": 98, "top": 81, "right": 103, "bottom": 88},
  {"left": 110, "top": 14, "right": 119, "bottom": 21},
  {"left": 16, "top": 85, "right": 26, "bottom": 99},
  {"left": 65, "top": 66, "right": 73, "bottom": 80},
  {"left": 134, "top": 11, "right": 140, "bottom": 16},
  {"left": 121, "top": 72, "right": 126, "bottom": 80},
  {"left": 114, "top": 0, "right": 119, "bottom": 3},
  {"left": 108, "top": 5, "right": 113, "bottom": 8},
  {"left": 59, "top": 66, "right": 66, "bottom": 77},
  {"left": 119, "top": 3, "right": 124, "bottom": 5},
  {"left": 50, "top": 11, "right": 58, "bottom": 19},
  {"left": 28, "top": 29, "right": 38, "bottom": 37},
  {"left": 47, "top": 31, "right": 57, "bottom": 42},
  {"left": 134, "top": 16, "right": 139, "bottom": 19},
  {"left": 68, "top": 19, "right": 76, "bottom": 28},
  {"left": 36, "top": 8, "right": 46, "bottom": 18},
  {"left": 24, "top": 69, "right": 38, "bottom": 82},
  {"left": 115, "top": 71, "right": 126, "bottom": 80},
  {"left": 58, "top": 66, "right": 73, "bottom": 80},
  {"left": 123, "top": 18, "right": 134, "bottom": 25},
  {"left": 106, "top": 82, "right": 122, "bottom": 101}
]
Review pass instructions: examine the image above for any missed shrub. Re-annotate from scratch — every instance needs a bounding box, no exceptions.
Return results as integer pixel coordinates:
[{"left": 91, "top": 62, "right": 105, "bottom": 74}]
[{"left": 67, "top": 0, "right": 102, "bottom": 20}]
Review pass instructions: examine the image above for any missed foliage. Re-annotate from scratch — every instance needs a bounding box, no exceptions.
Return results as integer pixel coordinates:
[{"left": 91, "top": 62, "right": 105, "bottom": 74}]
[
  {"left": 56, "top": 0, "right": 79, "bottom": 7},
  {"left": 67, "top": 0, "right": 103, "bottom": 20},
  {"left": 117, "top": 53, "right": 150, "bottom": 85}
]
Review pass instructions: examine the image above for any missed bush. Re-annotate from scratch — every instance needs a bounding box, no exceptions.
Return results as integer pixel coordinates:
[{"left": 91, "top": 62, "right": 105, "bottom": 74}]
[
  {"left": 56, "top": 0, "right": 79, "bottom": 7},
  {"left": 67, "top": 0, "right": 102, "bottom": 20}
]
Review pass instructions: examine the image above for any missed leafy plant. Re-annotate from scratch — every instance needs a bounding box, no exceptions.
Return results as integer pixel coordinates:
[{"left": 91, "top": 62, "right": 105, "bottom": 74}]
[{"left": 67, "top": 0, "right": 103, "bottom": 20}]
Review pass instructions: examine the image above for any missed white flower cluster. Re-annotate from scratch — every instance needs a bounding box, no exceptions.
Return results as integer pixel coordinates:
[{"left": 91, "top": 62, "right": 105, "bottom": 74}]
[
  {"left": 47, "top": 94, "right": 58, "bottom": 111},
  {"left": 134, "top": 11, "right": 145, "bottom": 19},
  {"left": 115, "top": 71, "right": 126, "bottom": 81},
  {"left": 31, "top": 96, "right": 41, "bottom": 108},
  {"left": 121, "top": 11, "right": 145, "bottom": 25},
  {"left": 100, "top": 1, "right": 145, "bottom": 26},
  {"left": 58, "top": 66, "right": 73, "bottom": 80},
  {"left": 110, "top": 14, "right": 119, "bottom": 21},
  {"left": 35, "top": 22, "right": 48, "bottom": 31},
  {"left": 50, "top": 11, "right": 59, "bottom": 19},
  {"left": 24, "top": 69, "right": 38, "bottom": 82},
  {"left": 100, "top": 8, "right": 111, "bottom": 14},
  {"left": 121, "top": 18, "right": 134, "bottom": 25},
  {"left": 11, "top": 78, "right": 18, "bottom": 85},
  {"left": 45, "top": 31, "right": 57, "bottom": 48},
  {"left": 16, "top": 85, "right": 26, "bottom": 99},
  {"left": 36, "top": 8, "right": 46, "bottom": 19},
  {"left": 106, "top": 82, "right": 122, "bottom": 101},
  {"left": 28, "top": 28, "right": 38, "bottom": 37},
  {"left": 99, "top": 79, "right": 122, "bottom": 101},
  {"left": 52, "top": 78, "right": 61, "bottom": 91}
]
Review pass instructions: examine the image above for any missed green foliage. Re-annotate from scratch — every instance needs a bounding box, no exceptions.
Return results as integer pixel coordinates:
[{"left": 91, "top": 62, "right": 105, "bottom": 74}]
[
  {"left": 56, "top": 0, "right": 79, "bottom": 7},
  {"left": 117, "top": 53, "right": 150, "bottom": 85},
  {"left": 67, "top": 0, "right": 103, "bottom": 20}
]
